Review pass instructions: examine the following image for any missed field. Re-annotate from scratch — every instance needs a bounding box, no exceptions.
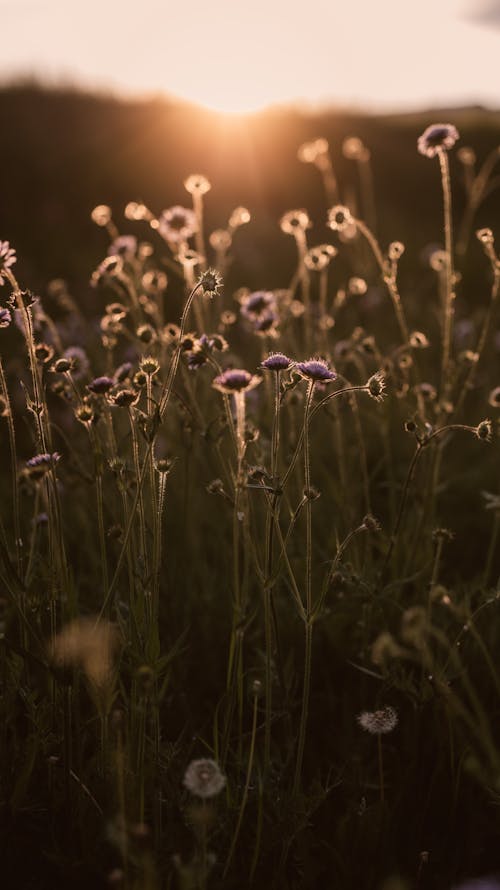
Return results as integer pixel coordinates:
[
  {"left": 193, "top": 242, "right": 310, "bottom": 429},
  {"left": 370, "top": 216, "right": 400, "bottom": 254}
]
[{"left": 1, "top": 87, "right": 500, "bottom": 889}]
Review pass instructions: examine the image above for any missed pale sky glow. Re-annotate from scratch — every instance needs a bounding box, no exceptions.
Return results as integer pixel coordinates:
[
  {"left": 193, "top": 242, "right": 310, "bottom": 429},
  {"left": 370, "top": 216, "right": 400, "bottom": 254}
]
[{"left": 0, "top": 0, "right": 499, "bottom": 113}]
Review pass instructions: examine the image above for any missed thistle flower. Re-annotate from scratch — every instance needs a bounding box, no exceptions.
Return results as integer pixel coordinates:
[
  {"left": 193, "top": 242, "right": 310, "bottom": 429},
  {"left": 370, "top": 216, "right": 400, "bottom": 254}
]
[
  {"left": 357, "top": 706, "right": 398, "bottom": 734},
  {"left": 212, "top": 369, "right": 261, "bottom": 394},
  {"left": 183, "top": 758, "right": 226, "bottom": 799},
  {"left": 184, "top": 173, "right": 211, "bottom": 195},
  {"left": 261, "top": 352, "right": 294, "bottom": 372},
  {"left": 417, "top": 123, "right": 459, "bottom": 158},
  {"left": 108, "top": 235, "right": 137, "bottom": 259},
  {"left": 199, "top": 268, "right": 223, "bottom": 299},
  {"left": 0, "top": 241, "right": 16, "bottom": 284},
  {"left": 158, "top": 206, "right": 197, "bottom": 243},
  {"left": 327, "top": 205, "right": 354, "bottom": 233},
  {"left": 296, "top": 359, "right": 336, "bottom": 384}
]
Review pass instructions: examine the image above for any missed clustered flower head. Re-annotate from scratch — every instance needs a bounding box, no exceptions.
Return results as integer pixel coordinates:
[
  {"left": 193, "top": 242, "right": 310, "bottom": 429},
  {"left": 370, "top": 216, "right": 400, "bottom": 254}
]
[
  {"left": 417, "top": 123, "right": 459, "bottom": 158},
  {"left": 296, "top": 358, "right": 336, "bottom": 383},
  {"left": 367, "top": 371, "right": 386, "bottom": 402},
  {"left": 261, "top": 352, "right": 294, "bottom": 372},
  {"left": 0, "top": 307, "right": 12, "bottom": 328},
  {"left": 184, "top": 173, "right": 211, "bottom": 196},
  {"left": 297, "top": 138, "right": 329, "bottom": 165},
  {"left": 280, "top": 209, "right": 311, "bottom": 235},
  {"left": 158, "top": 206, "right": 197, "bottom": 243},
  {"left": 212, "top": 368, "right": 261, "bottom": 394},
  {"left": 327, "top": 205, "right": 354, "bottom": 233},
  {"left": 358, "top": 706, "right": 398, "bottom": 734},
  {"left": 183, "top": 758, "right": 226, "bottom": 799},
  {"left": 0, "top": 241, "right": 17, "bottom": 284},
  {"left": 26, "top": 452, "right": 61, "bottom": 479},
  {"left": 108, "top": 235, "right": 137, "bottom": 260}
]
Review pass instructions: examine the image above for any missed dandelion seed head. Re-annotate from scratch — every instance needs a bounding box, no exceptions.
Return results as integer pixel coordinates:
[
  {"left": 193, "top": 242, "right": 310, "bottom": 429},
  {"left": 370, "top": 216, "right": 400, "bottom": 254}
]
[
  {"left": 199, "top": 268, "right": 223, "bottom": 299},
  {"left": 280, "top": 209, "right": 311, "bottom": 235},
  {"left": 296, "top": 358, "right": 336, "bottom": 383},
  {"left": 212, "top": 368, "right": 261, "bottom": 394},
  {"left": 184, "top": 174, "right": 211, "bottom": 196},
  {"left": 26, "top": 452, "right": 61, "bottom": 479},
  {"left": 327, "top": 205, "right": 354, "bottom": 233},
  {"left": 261, "top": 352, "right": 294, "bottom": 372},
  {"left": 183, "top": 758, "right": 226, "bottom": 799},
  {"left": 297, "top": 138, "right": 329, "bottom": 164},
  {"left": 417, "top": 123, "right": 459, "bottom": 158},
  {"left": 357, "top": 705, "right": 398, "bottom": 734}
]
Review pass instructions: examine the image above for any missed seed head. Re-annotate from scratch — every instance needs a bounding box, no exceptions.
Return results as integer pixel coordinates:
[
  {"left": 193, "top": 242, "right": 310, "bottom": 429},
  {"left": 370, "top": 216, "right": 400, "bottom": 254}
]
[
  {"left": 111, "top": 388, "right": 138, "bottom": 408},
  {"left": 476, "top": 419, "right": 492, "bottom": 442},
  {"left": 327, "top": 205, "right": 354, "bottom": 233},
  {"left": 417, "top": 123, "right": 459, "bottom": 158},
  {"left": 367, "top": 371, "right": 386, "bottom": 402},
  {"left": 198, "top": 268, "right": 223, "bottom": 299},
  {"left": 140, "top": 356, "right": 160, "bottom": 376},
  {"left": 87, "top": 376, "right": 115, "bottom": 395},
  {"left": 357, "top": 705, "right": 398, "bottom": 735},
  {"left": 183, "top": 758, "right": 226, "bottom": 799}
]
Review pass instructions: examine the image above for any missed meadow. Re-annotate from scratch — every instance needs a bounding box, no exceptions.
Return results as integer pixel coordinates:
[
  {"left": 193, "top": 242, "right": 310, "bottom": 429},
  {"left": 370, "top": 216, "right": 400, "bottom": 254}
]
[{"left": 1, "top": 89, "right": 500, "bottom": 889}]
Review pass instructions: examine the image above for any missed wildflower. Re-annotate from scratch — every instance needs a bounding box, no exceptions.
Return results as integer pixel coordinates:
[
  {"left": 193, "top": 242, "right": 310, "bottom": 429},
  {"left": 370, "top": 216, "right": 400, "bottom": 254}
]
[
  {"left": 429, "top": 248, "right": 447, "bottom": 271},
  {"left": 199, "top": 333, "right": 228, "bottom": 352},
  {"left": 199, "top": 268, "right": 223, "bottom": 299},
  {"left": 357, "top": 706, "right": 398, "bottom": 734},
  {"left": 280, "top": 209, "right": 311, "bottom": 235},
  {"left": 183, "top": 758, "right": 226, "bottom": 799},
  {"left": 0, "top": 307, "right": 12, "bottom": 327},
  {"left": 367, "top": 372, "right": 386, "bottom": 402},
  {"left": 417, "top": 123, "right": 459, "bottom": 158},
  {"left": 297, "top": 138, "right": 329, "bottom": 164},
  {"left": 108, "top": 235, "right": 137, "bottom": 259},
  {"left": 342, "top": 136, "right": 369, "bottom": 161},
  {"left": 362, "top": 514, "right": 381, "bottom": 532},
  {"left": 0, "top": 241, "right": 16, "bottom": 284},
  {"left": 75, "top": 403, "right": 95, "bottom": 424},
  {"left": 209, "top": 229, "right": 232, "bottom": 251},
  {"left": 140, "top": 356, "right": 160, "bottom": 376},
  {"left": 63, "top": 346, "right": 90, "bottom": 380},
  {"left": 388, "top": 241, "right": 405, "bottom": 261},
  {"left": 253, "top": 311, "right": 279, "bottom": 337},
  {"left": 124, "top": 201, "right": 152, "bottom": 221},
  {"left": 304, "top": 247, "right": 333, "bottom": 271},
  {"left": 26, "top": 452, "right": 61, "bottom": 479},
  {"left": 261, "top": 352, "right": 294, "bottom": 372},
  {"left": 184, "top": 173, "right": 211, "bottom": 195},
  {"left": 158, "top": 206, "right": 197, "bottom": 243},
  {"left": 348, "top": 277, "right": 367, "bottom": 296},
  {"left": 34, "top": 342, "right": 55, "bottom": 364},
  {"left": 212, "top": 369, "right": 261, "bottom": 394},
  {"left": 296, "top": 359, "right": 336, "bottom": 384},
  {"left": 136, "top": 323, "right": 156, "bottom": 344},
  {"left": 87, "top": 376, "right": 115, "bottom": 395},
  {"left": 476, "top": 419, "right": 492, "bottom": 442},
  {"left": 228, "top": 206, "right": 251, "bottom": 229},
  {"left": 409, "top": 331, "right": 430, "bottom": 349},
  {"left": 0, "top": 396, "right": 9, "bottom": 417},
  {"left": 327, "top": 205, "right": 354, "bottom": 233},
  {"left": 221, "top": 310, "right": 237, "bottom": 326},
  {"left": 111, "top": 388, "right": 138, "bottom": 408},
  {"left": 457, "top": 146, "right": 476, "bottom": 165},
  {"left": 416, "top": 382, "right": 437, "bottom": 402},
  {"left": 488, "top": 387, "right": 500, "bottom": 408},
  {"left": 476, "top": 228, "right": 494, "bottom": 245},
  {"left": 91, "top": 205, "right": 112, "bottom": 226},
  {"left": 241, "top": 290, "right": 276, "bottom": 320},
  {"left": 142, "top": 269, "right": 168, "bottom": 294},
  {"left": 114, "top": 362, "right": 133, "bottom": 383},
  {"left": 92, "top": 255, "right": 123, "bottom": 286}
]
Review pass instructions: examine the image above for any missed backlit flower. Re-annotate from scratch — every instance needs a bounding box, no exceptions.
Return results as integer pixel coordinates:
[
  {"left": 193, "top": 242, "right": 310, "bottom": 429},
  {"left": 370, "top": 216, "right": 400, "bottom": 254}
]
[
  {"left": 158, "top": 206, "right": 197, "bottom": 243},
  {"left": 296, "top": 359, "right": 336, "bottom": 383},
  {"left": 183, "top": 758, "right": 226, "bottom": 799},
  {"left": 358, "top": 706, "right": 398, "bottom": 734},
  {"left": 327, "top": 205, "right": 354, "bottom": 233},
  {"left": 0, "top": 241, "right": 16, "bottom": 284},
  {"left": 417, "top": 123, "right": 459, "bottom": 158},
  {"left": 261, "top": 352, "right": 294, "bottom": 372},
  {"left": 212, "top": 368, "right": 261, "bottom": 394}
]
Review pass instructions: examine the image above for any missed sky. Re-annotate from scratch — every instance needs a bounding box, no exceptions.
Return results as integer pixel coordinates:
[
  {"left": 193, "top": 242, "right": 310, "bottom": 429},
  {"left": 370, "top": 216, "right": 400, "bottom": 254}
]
[{"left": 0, "top": 0, "right": 499, "bottom": 113}]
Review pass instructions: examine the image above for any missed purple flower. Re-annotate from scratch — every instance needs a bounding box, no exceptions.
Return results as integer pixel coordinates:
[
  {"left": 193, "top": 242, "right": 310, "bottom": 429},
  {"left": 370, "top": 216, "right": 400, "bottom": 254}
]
[
  {"left": 108, "top": 235, "right": 137, "bottom": 259},
  {"left": 417, "top": 123, "right": 459, "bottom": 158},
  {"left": 212, "top": 368, "right": 261, "bottom": 394},
  {"left": 0, "top": 307, "right": 12, "bottom": 328},
  {"left": 296, "top": 359, "right": 336, "bottom": 383},
  {"left": 241, "top": 290, "right": 276, "bottom": 320},
  {"left": 0, "top": 241, "right": 17, "bottom": 284},
  {"left": 26, "top": 452, "right": 61, "bottom": 479},
  {"left": 261, "top": 352, "right": 294, "bottom": 372},
  {"left": 63, "top": 346, "right": 90, "bottom": 381},
  {"left": 87, "top": 376, "right": 114, "bottom": 395}
]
